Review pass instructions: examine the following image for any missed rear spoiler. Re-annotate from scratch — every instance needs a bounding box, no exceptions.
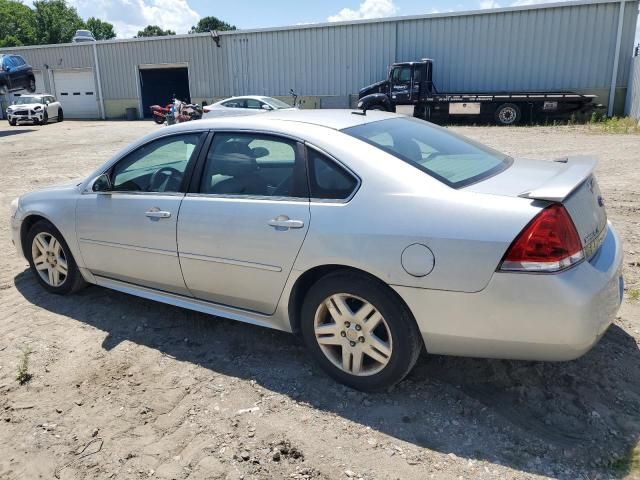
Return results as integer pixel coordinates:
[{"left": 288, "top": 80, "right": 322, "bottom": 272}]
[{"left": 518, "top": 156, "right": 597, "bottom": 202}]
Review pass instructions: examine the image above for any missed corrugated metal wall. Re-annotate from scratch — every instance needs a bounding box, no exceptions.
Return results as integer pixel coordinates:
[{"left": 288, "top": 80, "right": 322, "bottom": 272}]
[
  {"left": 1, "top": 0, "right": 637, "bottom": 107},
  {"left": 625, "top": 55, "right": 640, "bottom": 120}
]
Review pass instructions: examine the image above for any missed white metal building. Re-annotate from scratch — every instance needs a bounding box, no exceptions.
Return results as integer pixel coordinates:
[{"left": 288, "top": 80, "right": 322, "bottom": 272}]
[{"left": 0, "top": 0, "right": 637, "bottom": 119}]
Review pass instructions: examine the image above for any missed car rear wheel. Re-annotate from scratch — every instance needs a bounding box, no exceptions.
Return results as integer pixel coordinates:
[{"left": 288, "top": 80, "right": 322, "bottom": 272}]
[
  {"left": 26, "top": 220, "right": 87, "bottom": 295},
  {"left": 300, "top": 272, "right": 423, "bottom": 391},
  {"left": 57, "top": 109, "right": 64, "bottom": 122}
]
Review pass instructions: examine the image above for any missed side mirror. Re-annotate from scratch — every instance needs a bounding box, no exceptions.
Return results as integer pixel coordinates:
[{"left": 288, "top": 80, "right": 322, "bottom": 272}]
[
  {"left": 261, "top": 104, "right": 273, "bottom": 111},
  {"left": 92, "top": 173, "right": 112, "bottom": 193}
]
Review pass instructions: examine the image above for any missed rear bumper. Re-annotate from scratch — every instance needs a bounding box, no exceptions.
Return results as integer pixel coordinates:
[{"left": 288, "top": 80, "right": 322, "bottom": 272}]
[{"left": 394, "top": 222, "right": 624, "bottom": 361}]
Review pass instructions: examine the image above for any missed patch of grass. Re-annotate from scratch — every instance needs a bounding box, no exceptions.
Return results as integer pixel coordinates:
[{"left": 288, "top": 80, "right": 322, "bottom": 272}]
[
  {"left": 15, "top": 346, "right": 32, "bottom": 385},
  {"left": 628, "top": 289, "right": 640, "bottom": 302},
  {"left": 610, "top": 442, "right": 640, "bottom": 479},
  {"left": 588, "top": 115, "right": 640, "bottom": 134}
]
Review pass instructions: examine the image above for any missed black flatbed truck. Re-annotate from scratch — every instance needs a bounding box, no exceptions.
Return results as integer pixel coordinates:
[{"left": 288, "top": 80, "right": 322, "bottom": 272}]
[{"left": 357, "top": 59, "right": 597, "bottom": 125}]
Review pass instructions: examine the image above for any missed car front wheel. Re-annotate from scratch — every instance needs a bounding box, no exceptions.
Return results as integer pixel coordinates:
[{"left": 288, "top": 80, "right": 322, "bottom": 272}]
[
  {"left": 26, "top": 220, "right": 87, "bottom": 295},
  {"left": 301, "top": 272, "right": 423, "bottom": 391}
]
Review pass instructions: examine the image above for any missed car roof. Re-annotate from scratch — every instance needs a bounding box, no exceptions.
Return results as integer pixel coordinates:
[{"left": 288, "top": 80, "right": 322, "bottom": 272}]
[{"left": 197, "top": 108, "right": 400, "bottom": 131}]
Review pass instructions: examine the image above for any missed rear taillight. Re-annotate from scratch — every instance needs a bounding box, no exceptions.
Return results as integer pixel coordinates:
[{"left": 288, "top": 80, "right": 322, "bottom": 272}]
[{"left": 499, "top": 204, "right": 584, "bottom": 273}]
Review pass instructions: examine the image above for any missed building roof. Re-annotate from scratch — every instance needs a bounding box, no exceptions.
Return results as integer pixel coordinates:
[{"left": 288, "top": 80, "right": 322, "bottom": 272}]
[{"left": 0, "top": 0, "right": 629, "bottom": 52}]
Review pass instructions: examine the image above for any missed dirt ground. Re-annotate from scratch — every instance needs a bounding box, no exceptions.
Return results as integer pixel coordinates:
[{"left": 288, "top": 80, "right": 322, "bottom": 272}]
[{"left": 0, "top": 120, "right": 639, "bottom": 480}]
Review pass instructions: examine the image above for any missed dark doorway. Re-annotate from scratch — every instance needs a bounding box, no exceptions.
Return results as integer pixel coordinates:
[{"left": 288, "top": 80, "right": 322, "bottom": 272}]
[{"left": 139, "top": 67, "right": 190, "bottom": 118}]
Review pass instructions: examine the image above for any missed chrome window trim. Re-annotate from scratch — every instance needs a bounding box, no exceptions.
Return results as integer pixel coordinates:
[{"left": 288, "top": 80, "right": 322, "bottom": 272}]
[
  {"left": 81, "top": 189, "right": 185, "bottom": 197},
  {"left": 304, "top": 142, "right": 362, "bottom": 204},
  {"left": 185, "top": 192, "right": 308, "bottom": 203}
]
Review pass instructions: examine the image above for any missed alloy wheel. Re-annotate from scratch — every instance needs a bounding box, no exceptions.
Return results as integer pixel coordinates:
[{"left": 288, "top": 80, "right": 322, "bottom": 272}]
[
  {"left": 31, "top": 232, "right": 68, "bottom": 287},
  {"left": 313, "top": 293, "right": 393, "bottom": 376}
]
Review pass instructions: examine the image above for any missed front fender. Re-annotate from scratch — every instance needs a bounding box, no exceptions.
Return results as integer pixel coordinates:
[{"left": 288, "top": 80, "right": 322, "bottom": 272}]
[{"left": 358, "top": 93, "right": 392, "bottom": 112}]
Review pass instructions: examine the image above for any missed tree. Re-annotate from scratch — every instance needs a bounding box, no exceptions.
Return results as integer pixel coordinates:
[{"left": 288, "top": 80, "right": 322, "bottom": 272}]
[
  {"left": 136, "top": 25, "right": 176, "bottom": 38},
  {"left": 85, "top": 17, "right": 116, "bottom": 40},
  {"left": 32, "top": 0, "right": 85, "bottom": 45},
  {"left": 189, "top": 16, "right": 236, "bottom": 34},
  {"left": 0, "top": 0, "right": 35, "bottom": 47}
]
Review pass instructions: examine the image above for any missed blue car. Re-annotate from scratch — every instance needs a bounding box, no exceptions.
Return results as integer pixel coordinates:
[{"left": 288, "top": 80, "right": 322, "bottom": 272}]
[{"left": 0, "top": 54, "right": 36, "bottom": 95}]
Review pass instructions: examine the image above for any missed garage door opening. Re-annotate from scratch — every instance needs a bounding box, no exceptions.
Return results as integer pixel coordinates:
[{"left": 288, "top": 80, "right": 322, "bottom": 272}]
[{"left": 139, "top": 66, "right": 190, "bottom": 118}]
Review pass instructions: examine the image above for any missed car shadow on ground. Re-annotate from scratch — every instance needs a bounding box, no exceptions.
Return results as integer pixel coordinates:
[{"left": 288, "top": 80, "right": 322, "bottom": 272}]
[
  {"left": 0, "top": 129, "right": 37, "bottom": 138},
  {"left": 14, "top": 271, "right": 640, "bottom": 479}
]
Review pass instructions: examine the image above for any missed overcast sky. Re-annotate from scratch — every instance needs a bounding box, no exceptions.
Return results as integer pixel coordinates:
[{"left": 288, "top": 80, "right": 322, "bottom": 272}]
[{"left": 23, "top": 0, "right": 639, "bottom": 42}]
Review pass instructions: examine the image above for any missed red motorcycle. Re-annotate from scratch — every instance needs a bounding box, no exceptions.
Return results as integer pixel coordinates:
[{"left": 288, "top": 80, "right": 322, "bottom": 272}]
[{"left": 149, "top": 103, "right": 171, "bottom": 124}]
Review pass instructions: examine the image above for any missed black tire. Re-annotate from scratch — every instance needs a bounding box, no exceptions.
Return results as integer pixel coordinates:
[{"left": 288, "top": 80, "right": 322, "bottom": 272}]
[
  {"left": 57, "top": 109, "right": 64, "bottom": 122},
  {"left": 300, "top": 271, "right": 423, "bottom": 391},
  {"left": 25, "top": 220, "right": 87, "bottom": 295},
  {"left": 495, "top": 103, "right": 521, "bottom": 125},
  {"left": 26, "top": 77, "right": 36, "bottom": 93},
  {"left": 153, "top": 116, "right": 164, "bottom": 125},
  {"left": 8, "top": 119, "right": 16, "bottom": 126},
  {"left": 40, "top": 111, "right": 48, "bottom": 125}
]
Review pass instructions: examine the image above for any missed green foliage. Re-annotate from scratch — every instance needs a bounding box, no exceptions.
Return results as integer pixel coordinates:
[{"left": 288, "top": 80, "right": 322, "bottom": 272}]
[
  {"left": 0, "top": 0, "right": 116, "bottom": 46},
  {"left": 189, "top": 16, "right": 236, "bottom": 34},
  {"left": 136, "top": 25, "right": 176, "bottom": 38},
  {"left": 0, "top": 0, "right": 35, "bottom": 47},
  {"left": 85, "top": 17, "right": 116, "bottom": 40},
  {"left": 16, "top": 346, "right": 32, "bottom": 385},
  {"left": 588, "top": 116, "right": 640, "bottom": 134},
  {"left": 32, "top": 0, "right": 85, "bottom": 45}
]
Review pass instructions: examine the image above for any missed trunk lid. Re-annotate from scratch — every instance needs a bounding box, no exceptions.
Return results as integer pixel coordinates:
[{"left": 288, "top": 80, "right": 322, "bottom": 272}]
[{"left": 466, "top": 156, "right": 607, "bottom": 258}]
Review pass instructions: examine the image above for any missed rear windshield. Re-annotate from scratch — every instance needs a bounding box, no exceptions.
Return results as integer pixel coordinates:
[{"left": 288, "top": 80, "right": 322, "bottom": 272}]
[{"left": 343, "top": 117, "right": 512, "bottom": 188}]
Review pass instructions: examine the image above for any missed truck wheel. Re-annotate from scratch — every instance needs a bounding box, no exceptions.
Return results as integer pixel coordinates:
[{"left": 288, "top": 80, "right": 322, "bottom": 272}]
[{"left": 495, "top": 103, "right": 521, "bottom": 125}]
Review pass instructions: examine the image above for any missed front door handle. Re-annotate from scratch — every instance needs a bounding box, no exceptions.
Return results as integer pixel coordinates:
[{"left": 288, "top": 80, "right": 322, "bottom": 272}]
[
  {"left": 268, "top": 215, "right": 304, "bottom": 230},
  {"left": 145, "top": 208, "right": 171, "bottom": 219}
]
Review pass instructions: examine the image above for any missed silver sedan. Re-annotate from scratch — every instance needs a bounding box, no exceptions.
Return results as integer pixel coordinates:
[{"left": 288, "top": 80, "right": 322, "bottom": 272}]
[{"left": 10, "top": 110, "right": 623, "bottom": 391}]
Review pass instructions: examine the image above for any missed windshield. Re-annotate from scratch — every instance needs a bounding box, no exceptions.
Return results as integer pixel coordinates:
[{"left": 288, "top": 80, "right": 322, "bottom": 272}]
[
  {"left": 343, "top": 117, "right": 512, "bottom": 188},
  {"left": 14, "top": 96, "right": 42, "bottom": 105},
  {"left": 264, "top": 97, "right": 292, "bottom": 109}
]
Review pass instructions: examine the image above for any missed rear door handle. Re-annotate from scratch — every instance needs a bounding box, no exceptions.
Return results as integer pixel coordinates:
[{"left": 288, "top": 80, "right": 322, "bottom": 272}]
[
  {"left": 145, "top": 208, "right": 171, "bottom": 219},
  {"left": 268, "top": 215, "right": 304, "bottom": 230}
]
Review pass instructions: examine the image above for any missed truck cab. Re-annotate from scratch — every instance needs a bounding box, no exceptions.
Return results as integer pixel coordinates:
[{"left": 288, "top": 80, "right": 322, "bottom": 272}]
[{"left": 359, "top": 59, "right": 434, "bottom": 107}]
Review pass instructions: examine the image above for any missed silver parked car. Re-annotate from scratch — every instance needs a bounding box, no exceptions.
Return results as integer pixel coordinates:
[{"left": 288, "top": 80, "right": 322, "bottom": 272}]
[{"left": 10, "top": 110, "right": 623, "bottom": 390}]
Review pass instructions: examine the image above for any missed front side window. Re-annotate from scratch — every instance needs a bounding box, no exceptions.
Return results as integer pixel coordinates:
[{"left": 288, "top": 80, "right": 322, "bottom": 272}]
[
  {"left": 391, "top": 66, "right": 411, "bottom": 84},
  {"left": 343, "top": 117, "right": 512, "bottom": 188},
  {"left": 11, "top": 56, "right": 25, "bottom": 66},
  {"left": 111, "top": 134, "right": 201, "bottom": 193},
  {"left": 245, "top": 99, "right": 263, "bottom": 109},
  {"left": 200, "top": 133, "right": 307, "bottom": 198}
]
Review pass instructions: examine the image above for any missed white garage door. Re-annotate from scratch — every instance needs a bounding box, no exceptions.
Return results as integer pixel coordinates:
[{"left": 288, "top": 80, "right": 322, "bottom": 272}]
[{"left": 52, "top": 69, "right": 99, "bottom": 118}]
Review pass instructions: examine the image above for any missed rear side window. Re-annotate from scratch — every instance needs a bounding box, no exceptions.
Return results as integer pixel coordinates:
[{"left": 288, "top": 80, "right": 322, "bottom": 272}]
[
  {"left": 307, "top": 148, "right": 358, "bottom": 200},
  {"left": 343, "top": 117, "right": 512, "bottom": 188}
]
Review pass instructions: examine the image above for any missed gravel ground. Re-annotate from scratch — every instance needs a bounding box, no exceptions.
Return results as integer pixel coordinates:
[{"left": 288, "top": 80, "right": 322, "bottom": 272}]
[{"left": 0, "top": 121, "right": 639, "bottom": 480}]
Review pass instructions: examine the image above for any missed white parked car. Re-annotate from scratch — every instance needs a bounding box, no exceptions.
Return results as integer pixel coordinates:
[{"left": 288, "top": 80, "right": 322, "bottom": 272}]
[
  {"left": 202, "top": 95, "right": 295, "bottom": 119},
  {"left": 6, "top": 94, "right": 63, "bottom": 126}
]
